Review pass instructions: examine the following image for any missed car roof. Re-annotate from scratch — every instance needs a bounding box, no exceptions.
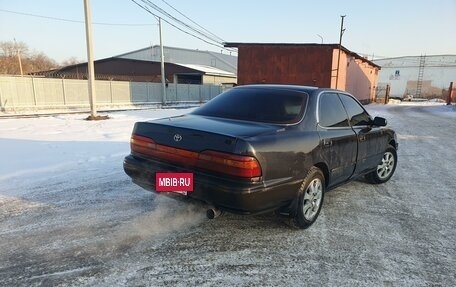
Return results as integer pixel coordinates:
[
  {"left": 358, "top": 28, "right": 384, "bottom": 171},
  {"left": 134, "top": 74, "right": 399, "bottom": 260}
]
[{"left": 234, "top": 84, "right": 344, "bottom": 95}]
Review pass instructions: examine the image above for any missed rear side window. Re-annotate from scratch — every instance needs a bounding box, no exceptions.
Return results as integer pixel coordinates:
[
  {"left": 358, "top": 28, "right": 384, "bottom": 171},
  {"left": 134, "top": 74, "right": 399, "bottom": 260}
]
[
  {"left": 318, "top": 93, "right": 349, "bottom": 128},
  {"left": 192, "top": 87, "right": 308, "bottom": 124}
]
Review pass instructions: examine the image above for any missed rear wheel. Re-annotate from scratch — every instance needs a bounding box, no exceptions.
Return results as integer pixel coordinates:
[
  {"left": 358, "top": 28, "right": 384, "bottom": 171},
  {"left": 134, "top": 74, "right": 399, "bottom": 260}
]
[
  {"left": 293, "top": 167, "right": 325, "bottom": 229},
  {"left": 366, "top": 146, "right": 397, "bottom": 184}
]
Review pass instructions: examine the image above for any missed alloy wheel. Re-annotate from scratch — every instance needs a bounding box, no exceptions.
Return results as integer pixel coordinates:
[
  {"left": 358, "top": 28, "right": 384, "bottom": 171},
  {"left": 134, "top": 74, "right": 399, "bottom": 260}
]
[
  {"left": 302, "top": 178, "right": 323, "bottom": 220},
  {"left": 377, "top": 151, "right": 395, "bottom": 180}
]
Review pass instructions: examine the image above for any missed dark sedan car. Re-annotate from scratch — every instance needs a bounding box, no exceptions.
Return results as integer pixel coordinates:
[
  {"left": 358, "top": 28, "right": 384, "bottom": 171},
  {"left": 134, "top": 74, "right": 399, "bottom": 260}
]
[{"left": 124, "top": 85, "right": 398, "bottom": 229}]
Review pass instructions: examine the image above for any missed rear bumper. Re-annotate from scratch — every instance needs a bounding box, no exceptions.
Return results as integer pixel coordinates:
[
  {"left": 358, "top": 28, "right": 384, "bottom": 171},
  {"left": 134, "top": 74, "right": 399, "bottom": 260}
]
[{"left": 123, "top": 154, "right": 298, "bottom": 214}]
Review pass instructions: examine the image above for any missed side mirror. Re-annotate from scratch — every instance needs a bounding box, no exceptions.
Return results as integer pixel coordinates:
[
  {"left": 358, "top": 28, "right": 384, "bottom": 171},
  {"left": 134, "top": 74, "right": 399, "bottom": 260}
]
[{"left": 372, "top": 116, "right": 387, "bottom": 127}]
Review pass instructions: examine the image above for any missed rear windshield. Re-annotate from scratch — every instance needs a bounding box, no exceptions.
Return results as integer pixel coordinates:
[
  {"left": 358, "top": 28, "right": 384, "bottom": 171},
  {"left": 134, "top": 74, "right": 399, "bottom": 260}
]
[{"left": 192, "top": 87, "right": 308, "bottom": 124}]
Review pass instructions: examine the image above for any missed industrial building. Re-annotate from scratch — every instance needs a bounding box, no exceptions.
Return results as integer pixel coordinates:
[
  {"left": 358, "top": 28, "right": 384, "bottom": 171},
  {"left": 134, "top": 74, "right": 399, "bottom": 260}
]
[
  {"left": 224, "top": 43, "right": 380, "bottom": 103},
  {"left": 374, "top": 55, "right": 456, "bottom": 99},
  {"left": 116, "top": 45, "right": 238, "bottom": 74},
  {"left": 33, "top": 57, "right": 236, "bottom": 85}
]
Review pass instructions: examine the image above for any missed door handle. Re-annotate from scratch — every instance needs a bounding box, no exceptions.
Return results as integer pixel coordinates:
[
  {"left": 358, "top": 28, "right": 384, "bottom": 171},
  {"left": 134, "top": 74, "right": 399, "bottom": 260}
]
[
  {"left": 323, "top": 139, "right": 332, "bottom": 147},
  {"left": 359, "top": 135, "right": 366, "bottom": 142}
]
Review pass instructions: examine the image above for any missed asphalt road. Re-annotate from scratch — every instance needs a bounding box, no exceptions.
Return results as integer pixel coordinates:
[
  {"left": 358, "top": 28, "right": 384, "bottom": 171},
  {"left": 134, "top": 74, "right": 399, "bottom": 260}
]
[{"left": 1, "top": 105, "right": 455, "bottom": 286}]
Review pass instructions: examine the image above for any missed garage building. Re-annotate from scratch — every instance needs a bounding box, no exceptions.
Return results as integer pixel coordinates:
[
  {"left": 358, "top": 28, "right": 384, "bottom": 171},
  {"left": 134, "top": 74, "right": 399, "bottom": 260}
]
[{"left": 225, "top": 43, "right": 380, "bottom": 103}]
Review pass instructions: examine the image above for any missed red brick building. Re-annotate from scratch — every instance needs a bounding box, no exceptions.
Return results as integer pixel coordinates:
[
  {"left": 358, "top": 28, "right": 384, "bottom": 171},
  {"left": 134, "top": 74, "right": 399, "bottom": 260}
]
[{"left": 225, "top": 43, "right": 380, "bottom": 103}]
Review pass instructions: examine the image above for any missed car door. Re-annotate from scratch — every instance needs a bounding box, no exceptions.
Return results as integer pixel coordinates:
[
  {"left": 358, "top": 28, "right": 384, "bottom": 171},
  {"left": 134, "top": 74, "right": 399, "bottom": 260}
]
[
  {"left": 338, "top": 93, "right": 387, "bottom": 176},
  {"left": 317, "top": 92, "right": 358, "bottom": 187}
]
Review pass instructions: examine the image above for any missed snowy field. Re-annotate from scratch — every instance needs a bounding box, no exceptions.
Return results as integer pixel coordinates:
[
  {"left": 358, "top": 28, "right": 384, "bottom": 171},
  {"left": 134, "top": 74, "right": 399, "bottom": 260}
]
[{"left": 1, "top": 103, "right": 455, "bottom": 286}]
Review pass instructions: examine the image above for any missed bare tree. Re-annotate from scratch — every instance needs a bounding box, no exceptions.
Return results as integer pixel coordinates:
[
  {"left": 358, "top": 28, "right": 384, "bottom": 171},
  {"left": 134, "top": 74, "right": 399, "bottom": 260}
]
[
  {"left": 0, "top": 41, "right": 58, "bottom": 75},
  {"left": 28, "top": 52, "right": 58, "bottom": 72},
  {"left": 61, "top": 57, "right": 82, "bottom": 67},
  {"left": 0, "top": 40, "right": 28, "bottom": 57}
]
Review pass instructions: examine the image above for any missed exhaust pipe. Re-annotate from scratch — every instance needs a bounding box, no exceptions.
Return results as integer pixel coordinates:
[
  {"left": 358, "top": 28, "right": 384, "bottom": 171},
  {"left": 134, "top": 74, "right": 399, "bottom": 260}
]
[{"left": 206, "top": 208, "right": 222, "bottom": 219}]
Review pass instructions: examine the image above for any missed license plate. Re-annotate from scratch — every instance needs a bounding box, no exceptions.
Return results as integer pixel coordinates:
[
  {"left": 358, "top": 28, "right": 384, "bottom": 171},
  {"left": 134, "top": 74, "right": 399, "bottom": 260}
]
[{"left": 155, "top": 172, "right": 194, "bottom": 193}]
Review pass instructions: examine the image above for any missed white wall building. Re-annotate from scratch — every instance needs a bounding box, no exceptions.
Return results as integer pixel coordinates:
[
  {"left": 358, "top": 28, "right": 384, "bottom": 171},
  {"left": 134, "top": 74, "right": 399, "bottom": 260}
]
[{"left": 374, "top": 55, "right": 456, "bottom": 98}]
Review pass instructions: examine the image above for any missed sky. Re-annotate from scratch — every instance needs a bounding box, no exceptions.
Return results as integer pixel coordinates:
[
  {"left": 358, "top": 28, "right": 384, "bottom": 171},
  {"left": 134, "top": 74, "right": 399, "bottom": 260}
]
[{"left": 0, "top": 0, "right": 455, "bottom": 63}]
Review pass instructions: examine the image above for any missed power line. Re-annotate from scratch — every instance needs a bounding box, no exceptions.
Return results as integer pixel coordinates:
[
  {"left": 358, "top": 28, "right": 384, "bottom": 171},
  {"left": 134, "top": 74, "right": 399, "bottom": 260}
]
[
  {"left": 0, "top": 8, "right": 157, "bottom": 26},
  {"left": 140, "top": 0, "right": 223, "bottom": 46},
  {"left": 131, "top": 0, "right": 235, "bottom": 53},
  {"left": 131, "top": 0, "right": 216, "bottom": 48},
  {"left": 159, "top": 0, "right": 225, "bottom": 43}
]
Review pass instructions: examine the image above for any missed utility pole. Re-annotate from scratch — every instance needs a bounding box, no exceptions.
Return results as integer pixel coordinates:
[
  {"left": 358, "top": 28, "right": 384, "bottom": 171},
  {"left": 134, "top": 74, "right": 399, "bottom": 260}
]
[
  {"left": 447, "top": 82, "right": 454, "bottom": 105},
  {"left": 14, "top": 38, "right": 23, "bottom": 77},
  {"left": 83, "top": 0, "right": 97, "bottom": 118},
  {"left": 385, "top": 84, "right": 391, "bottom": 105},
  {"left": 17, "top": 49, "right": 23, "bottom": 77},
  {"left": 335, "top": 15, "right": 346, "bottom": 89},
  {"left": 159, "top": 18, "right": 166, "bottom": 105}
]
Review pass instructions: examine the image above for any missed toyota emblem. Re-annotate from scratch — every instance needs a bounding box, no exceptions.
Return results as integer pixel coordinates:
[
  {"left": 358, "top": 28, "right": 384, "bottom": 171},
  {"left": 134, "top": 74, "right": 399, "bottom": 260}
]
[{"left": 173, "top": 134, "right": 182, "bottom": 142}]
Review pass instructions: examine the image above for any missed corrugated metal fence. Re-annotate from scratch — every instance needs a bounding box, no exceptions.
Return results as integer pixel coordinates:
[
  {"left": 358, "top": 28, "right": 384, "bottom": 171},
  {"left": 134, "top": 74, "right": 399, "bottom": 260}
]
[{"left": 0, "top": 76, "right": 223, "bottom": 112}]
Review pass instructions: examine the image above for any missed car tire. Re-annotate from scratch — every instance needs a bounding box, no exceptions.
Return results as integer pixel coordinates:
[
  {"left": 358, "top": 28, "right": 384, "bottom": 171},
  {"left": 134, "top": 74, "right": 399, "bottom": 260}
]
[
  {"left": 292, "top": 167, "right": 325, "bottom": 229},
  {"left": 365, "top": 146, "right": 397, "bottom": 184}
]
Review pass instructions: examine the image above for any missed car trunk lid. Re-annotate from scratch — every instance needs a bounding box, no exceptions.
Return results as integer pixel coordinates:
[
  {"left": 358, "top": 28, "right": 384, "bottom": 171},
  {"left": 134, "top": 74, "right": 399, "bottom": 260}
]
[
  {"left": 132, "top": 114, "right": 278, "bottom": 153},
  {"left": 129, "top": 114, "right": 279, "bottom": 178}
]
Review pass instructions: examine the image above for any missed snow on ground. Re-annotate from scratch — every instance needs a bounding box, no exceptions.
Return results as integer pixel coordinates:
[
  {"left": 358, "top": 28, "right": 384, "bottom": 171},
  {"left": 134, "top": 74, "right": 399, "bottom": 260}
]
[
  {"left": 0, "top": 108, "right": 193, "bottom": 182},
  {"left": 1, "top": 102, "right": 456, "bottom": 286}
]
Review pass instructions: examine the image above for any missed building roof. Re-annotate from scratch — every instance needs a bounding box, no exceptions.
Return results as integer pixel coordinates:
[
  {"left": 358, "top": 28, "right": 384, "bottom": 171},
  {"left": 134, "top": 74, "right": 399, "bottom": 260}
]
[
  {"left": 115, "top": 45, "right": 238, "bottom": 74},
  {"left": 374, "top": 55, "right": 456, "bottom": 68},
  {"left": 32, "top": 57, "right": 236, "bottom": 82},
  {"left": 32, "top": 58, "right": 206, "bottom": 80},
  {"left": 224, "top": 42, "right": 381, "bottom": 69},
  {"left": 176, "top": 64, "right": 235, "bottom": 77}
]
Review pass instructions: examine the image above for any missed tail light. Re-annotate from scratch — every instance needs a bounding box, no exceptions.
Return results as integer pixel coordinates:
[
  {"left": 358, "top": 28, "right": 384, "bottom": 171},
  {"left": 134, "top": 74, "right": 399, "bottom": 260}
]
[
  {"left": 130, "top": 135, "right": 262, "bottom": 178},
  {"left": 197, "top": 150, "right": 261, "bottom": 178}
]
